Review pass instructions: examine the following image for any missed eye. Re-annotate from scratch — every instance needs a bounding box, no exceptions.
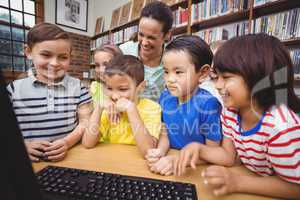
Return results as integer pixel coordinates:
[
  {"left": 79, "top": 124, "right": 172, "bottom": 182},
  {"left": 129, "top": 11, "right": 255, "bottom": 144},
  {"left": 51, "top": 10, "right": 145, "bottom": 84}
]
[
  {"left": 119, "top": 88, "right": 128, "bottom": 92},
  {"left": 138, "top": 32, "right": 144, "bottom": 38},
  {"left": 40, "top": 53, "right": 50, "bottom": 57},
  {"left": 59, "top": 56, "right": 69, "bottom": 60},
  {"left": 176, "top": 71, "right": 183, "bottom": 74}
]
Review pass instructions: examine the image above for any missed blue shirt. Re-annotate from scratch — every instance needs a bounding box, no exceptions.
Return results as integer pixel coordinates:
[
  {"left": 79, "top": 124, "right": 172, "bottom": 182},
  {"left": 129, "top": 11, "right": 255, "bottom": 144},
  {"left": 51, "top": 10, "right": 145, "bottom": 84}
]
[{"left": 159, "top": 88, "right": 222, "bottom": 149}]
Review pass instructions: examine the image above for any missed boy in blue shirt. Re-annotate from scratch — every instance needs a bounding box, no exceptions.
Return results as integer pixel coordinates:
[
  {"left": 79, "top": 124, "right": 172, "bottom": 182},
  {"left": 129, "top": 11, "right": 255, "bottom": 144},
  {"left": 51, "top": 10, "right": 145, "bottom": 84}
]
[{"left": 146, "top": 35, "right": 222, "bottom": 175}]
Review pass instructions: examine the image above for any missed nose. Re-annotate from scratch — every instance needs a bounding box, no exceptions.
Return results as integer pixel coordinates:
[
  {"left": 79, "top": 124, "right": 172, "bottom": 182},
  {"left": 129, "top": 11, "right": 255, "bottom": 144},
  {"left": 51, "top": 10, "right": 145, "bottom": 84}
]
[
  {"left": 141, "top": 37, "right": 149, "bottom": 47},
  {"left": 49, "top": 57, "right": 59, "bottom": 66},
  {"left": 111, "top": 92, "right": 120, "bottom": 102},
  {"left": 166, "top": 73, "right": 176, "bottom": 83}
]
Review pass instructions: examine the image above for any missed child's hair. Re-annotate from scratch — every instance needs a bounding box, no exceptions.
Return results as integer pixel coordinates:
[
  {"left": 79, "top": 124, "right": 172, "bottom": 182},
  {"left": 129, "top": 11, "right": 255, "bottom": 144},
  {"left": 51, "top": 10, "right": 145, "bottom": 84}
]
[
  {"left": 214, "top": 33, "right": 300, "bottom": 112},
  {"left": 94, "top": 43, "right": 122, "bottom": 57},
  {"left": 105, "top": 55, "right": 144, "bottom": 85},
  {"left": 141, "top": 1, "right": 173, "bottom": 34},
  {"left": 164, "top": 35, "right": 213, "bottom": 72},
  {"left": 27, "top": 22, "right": 70, "bottom": 49}
]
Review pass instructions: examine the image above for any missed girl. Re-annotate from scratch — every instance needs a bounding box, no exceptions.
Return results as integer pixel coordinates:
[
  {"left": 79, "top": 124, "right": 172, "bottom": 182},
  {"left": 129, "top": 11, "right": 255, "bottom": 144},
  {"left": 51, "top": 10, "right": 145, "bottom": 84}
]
[
  {"left": 174, "top": 33, "right": 300, "bottom": 199},
  {"left": 90, "top": 44, "right": 122, "bottom": 104}
]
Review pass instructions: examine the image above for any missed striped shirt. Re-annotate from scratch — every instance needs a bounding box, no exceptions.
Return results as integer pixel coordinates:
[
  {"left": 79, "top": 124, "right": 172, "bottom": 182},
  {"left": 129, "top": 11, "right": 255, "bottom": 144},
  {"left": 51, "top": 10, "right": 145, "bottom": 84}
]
[
  {"left": 221, "top": 104, "right": 300, "bottom": 184},
  {"left": 7, "top": 74, "right": 92, "bottom": 141}
]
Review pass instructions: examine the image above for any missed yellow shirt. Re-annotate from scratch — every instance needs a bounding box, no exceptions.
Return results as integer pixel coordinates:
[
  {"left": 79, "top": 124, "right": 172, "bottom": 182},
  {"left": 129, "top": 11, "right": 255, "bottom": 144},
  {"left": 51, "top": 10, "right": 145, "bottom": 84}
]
[
  {"left": 99, "top": 98, "right": 161, "bottom": 145},
  {"left": 90, "top": 81, "right": 107, "bottom": 106}
]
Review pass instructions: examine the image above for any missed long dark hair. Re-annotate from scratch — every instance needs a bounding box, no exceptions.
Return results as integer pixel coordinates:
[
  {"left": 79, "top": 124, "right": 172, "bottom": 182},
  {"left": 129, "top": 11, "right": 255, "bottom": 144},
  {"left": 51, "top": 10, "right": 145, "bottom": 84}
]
[{"left": 214, "top": 33, "right": 300, "bottom": 112}]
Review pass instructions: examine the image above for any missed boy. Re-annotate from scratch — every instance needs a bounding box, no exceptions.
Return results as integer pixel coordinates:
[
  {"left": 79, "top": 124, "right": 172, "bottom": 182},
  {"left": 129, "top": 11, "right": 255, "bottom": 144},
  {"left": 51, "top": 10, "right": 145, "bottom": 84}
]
[
  {"left": 82, "top": 55, "right": 162, "bottom": 156},
  {"left": 7, "top": 23, "right": 92, "bottom": 162},
  {"left": 146, "top": 35, "right": 222, "bottom": 175}
]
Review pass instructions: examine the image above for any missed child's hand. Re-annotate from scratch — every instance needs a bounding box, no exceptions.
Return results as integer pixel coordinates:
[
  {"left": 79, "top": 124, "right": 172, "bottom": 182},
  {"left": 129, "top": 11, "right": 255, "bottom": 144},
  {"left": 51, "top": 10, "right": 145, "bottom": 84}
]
[
  {"left": 115, "top": 98, "right": 134, "bottom": 112},
  {"left": 145, "top": 148, "right": 164, "bottom": 164},
  {"left": 202, "top": 165, "right": 238, "bottom": 196},
  {"left": 149, "top": 155, "right": 175, "bottom": 176},
  {"left": 99, "top": 98, "right": 120, "bottom": 124},
  {"left": 24, "top": 140, "right": 51, "bottom": 162},
  {"left": 44, "top": 139, "right": 68, "bottom": 162},
  {"left": 173, "top": 142, "right": 202, "bottom": 176}
]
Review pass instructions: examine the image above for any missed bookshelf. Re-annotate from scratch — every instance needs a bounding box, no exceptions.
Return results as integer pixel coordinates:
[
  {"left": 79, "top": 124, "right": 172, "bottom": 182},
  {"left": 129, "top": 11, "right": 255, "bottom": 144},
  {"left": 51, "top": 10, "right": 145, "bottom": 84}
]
[{"left": 90, "top": 0, "right": 300, "bottom": 81}]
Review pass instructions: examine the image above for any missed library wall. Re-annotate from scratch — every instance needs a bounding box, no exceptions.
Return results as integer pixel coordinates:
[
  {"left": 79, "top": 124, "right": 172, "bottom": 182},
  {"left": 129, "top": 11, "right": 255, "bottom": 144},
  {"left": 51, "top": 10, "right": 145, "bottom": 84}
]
[{"left": 68, "top": 33, "right": 91, "bottom": 79}]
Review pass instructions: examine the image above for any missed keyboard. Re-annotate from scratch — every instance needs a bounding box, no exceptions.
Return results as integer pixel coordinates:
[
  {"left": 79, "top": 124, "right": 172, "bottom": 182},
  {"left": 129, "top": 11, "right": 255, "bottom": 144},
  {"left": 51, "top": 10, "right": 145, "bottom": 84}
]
[{"left": 36, "top": 165, "right": 198, "bottom": 200}]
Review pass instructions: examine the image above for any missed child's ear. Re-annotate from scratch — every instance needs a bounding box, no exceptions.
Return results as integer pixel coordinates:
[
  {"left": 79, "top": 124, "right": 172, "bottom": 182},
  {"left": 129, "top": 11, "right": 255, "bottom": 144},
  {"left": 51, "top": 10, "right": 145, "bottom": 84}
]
[
  {"left": 24, "top": 44, "right": 32, "bottom": 60},
  {"left": 136, "top": 81, "right": 146, "bottom": 93},
  {"left": 198, "top": 64, "right": 211, "bottom": 84}
]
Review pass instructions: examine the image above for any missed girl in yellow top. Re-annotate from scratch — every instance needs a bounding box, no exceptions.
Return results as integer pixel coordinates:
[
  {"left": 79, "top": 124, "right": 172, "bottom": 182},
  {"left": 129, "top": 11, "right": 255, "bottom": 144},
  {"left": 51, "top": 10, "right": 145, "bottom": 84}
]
[{"left": 90, "top": 44, "right": 122, "bottom": 104}]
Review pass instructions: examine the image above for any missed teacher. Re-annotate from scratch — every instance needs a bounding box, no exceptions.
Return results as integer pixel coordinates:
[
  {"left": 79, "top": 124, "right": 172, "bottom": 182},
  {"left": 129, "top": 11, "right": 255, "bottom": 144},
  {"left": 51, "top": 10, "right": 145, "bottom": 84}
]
[{"left": 119, "top": 1, "right": 173, "bottom": 102}]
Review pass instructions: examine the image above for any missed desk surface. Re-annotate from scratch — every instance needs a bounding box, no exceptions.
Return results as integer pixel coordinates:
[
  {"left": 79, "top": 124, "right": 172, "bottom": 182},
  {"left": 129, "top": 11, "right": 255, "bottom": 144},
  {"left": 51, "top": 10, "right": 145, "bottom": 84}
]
[{"left": 33, "top": 144, "right": 275, "bottom": 200}]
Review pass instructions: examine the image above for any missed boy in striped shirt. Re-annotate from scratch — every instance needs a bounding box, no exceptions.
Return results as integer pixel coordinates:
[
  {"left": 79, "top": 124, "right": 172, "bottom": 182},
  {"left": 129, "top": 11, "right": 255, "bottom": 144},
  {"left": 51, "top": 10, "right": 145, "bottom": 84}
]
[
  {"left": 174, "top": 34, "right": 300, "bottom": 199},
  {"left": 7, "top": 23, "right": 92, "bottom": 162}
]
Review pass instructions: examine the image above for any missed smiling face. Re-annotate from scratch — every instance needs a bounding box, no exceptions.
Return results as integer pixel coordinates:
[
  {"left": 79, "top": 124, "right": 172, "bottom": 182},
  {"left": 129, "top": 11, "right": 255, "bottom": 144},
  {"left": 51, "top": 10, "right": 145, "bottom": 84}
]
[
  {"left": 163, "top": 50, "right": 203, "bottom": 103},
  {"left": 94, "top": 51, "right": 113, "bottom": 81},
  {"left": 215, "top": 71, "right": 251, "bottom": 109},
  {"left": 138, "top": 17, "right": 169, "bottom": 60},
  {"left": 104, "top": 74, "right": 144, "bottom": 103},
  {"left": 25, "top": 39, "right": 71, "bottom": 83}
]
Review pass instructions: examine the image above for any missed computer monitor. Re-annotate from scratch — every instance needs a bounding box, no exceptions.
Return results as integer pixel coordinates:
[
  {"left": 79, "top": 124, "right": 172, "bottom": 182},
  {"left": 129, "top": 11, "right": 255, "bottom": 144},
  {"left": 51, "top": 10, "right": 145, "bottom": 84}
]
[{"left": 0, "top": 71, "right": 42, "bottom": 200}]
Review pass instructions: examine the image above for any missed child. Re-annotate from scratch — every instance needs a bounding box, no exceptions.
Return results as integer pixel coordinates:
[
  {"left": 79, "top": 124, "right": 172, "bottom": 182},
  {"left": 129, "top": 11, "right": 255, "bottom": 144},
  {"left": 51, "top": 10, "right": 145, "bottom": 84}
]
[
  {"left": 146, "top": 35, "right": 222, "bottom": 175},
  {"left": 7, "top": 23, "right": 92, "bottom": 162},
  {"left": 90, "top": 44, "right": 122, "bottom": 104},
  {"left": 174, "top": 33, "right": 300, "bottom": 199},
  {"left": 82, "top": 55, "right": 162, "bottom": 156}
]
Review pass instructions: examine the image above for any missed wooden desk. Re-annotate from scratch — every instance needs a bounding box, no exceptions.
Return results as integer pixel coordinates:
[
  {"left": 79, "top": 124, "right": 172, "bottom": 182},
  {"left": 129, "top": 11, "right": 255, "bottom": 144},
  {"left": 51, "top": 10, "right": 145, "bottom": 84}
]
[{"left": 33, "top": 144, "right": 275, "bottom": 200}]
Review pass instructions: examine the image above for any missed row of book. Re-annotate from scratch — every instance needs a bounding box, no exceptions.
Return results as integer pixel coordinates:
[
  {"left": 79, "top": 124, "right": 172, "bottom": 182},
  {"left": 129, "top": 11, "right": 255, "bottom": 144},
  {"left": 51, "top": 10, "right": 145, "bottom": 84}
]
[
  {"left": 191, "top": 0, "right": 250, "bottom": 23},
  {"left": 172, "top": 7, "right": 189, "bottom": 27},
  {"left": 90, "top": 34, "right": 110, "bottom": 50},
  {"left": 252, "top": 8, "right": 300, "bottom": 41},
  {"left": 124, "top": 25, "right": 138, "bottom": 42},
  {"left": 194, "top": 20, "right": 249, "bottom": 44},
  {"left": 110, "top": 0, "right": 184, "bottom": 29},
  {"left": 90, "top": 25, "right": 138, "bottom": 50},
  {"left": 291, "top": 48, "right": 300, "bottom": 76}
]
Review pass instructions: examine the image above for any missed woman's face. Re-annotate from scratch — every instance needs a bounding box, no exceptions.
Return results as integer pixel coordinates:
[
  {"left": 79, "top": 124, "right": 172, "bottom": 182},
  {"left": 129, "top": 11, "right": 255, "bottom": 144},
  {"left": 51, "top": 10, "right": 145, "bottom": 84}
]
[{"left": 138, "top": 17, "right": 169, "bottom": 60}]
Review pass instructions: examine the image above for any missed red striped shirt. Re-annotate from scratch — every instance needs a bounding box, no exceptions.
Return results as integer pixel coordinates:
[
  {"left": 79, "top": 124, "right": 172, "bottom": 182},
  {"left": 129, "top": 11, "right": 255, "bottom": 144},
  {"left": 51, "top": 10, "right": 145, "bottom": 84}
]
[{"left": 222, "top": 104, "right": 300, "bottom": 184}]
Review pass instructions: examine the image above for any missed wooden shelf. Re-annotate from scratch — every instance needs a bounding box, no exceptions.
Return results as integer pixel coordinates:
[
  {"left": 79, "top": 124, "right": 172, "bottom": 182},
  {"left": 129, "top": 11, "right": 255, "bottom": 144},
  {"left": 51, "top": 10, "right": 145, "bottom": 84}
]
[
  {"left": 110, "top": 18, "right": 139, "bottom": 33},
  {"left": 90, "top": 0, "right": 200, "bottom": 40},
  {"left": 91, "top": 30, "right": 110, "bottom": 40},
  {"left": 191, "top": 10, "right": 249, "bottom": 32},
  {"left": 252, "top": 0, "right": 300, "bottom": 19},
  {"left": 283, "top": 38, "right": 300, "bottom": 48},
  {"left": 172, "top": 25, "right": 188, "bottom": 35}
]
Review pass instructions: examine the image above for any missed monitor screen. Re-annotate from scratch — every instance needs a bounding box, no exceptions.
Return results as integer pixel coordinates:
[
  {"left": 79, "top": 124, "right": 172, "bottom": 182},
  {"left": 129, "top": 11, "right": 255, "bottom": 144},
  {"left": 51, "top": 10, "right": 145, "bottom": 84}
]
[{"left": 0, "top": 71, "right": 42, "bottom": 200}]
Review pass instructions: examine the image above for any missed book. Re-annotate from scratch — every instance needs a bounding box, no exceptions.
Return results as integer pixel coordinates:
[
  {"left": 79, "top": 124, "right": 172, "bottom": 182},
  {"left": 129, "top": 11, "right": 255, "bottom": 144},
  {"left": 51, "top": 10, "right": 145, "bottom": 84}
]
[
  {"left": 94, "top": 16, "right": 104, "bottom": 35},
  {"left": 130, "top": 0, "right": 145, "bottom": 21},
  {"left": 119, "top": 2, "right": 132, "bottom": 25},
  {"left": 110, "top": 7, "right": 121, "bottom": 29}
]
